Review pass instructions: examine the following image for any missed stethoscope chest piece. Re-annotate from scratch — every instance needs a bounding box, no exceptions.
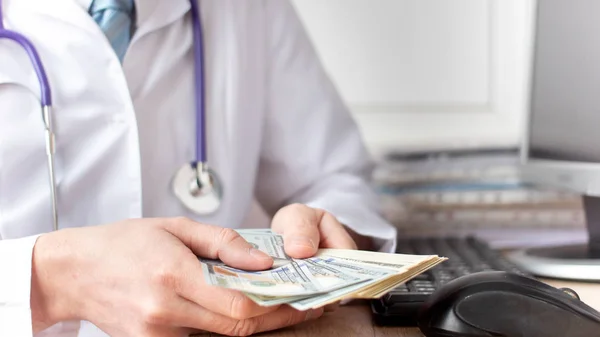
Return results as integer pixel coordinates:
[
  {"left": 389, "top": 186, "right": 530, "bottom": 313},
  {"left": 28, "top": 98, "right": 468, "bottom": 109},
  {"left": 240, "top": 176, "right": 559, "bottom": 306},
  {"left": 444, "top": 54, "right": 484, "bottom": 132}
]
[{"left": 173, "top": 162, "right": 222, "bottom": 214}]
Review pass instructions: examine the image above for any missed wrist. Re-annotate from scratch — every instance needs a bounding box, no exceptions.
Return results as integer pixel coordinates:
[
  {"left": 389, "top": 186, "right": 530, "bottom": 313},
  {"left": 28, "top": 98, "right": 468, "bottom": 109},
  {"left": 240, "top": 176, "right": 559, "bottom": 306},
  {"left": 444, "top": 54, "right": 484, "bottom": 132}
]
[{"left": 31, "top": 229, "right": 79, "bottom": 330}]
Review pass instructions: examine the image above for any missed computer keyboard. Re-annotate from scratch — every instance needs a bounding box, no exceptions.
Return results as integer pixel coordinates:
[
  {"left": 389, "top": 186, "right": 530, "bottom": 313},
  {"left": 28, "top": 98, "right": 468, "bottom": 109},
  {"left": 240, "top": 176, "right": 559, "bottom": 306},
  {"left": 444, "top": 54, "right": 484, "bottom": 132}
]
[{"left": 371, "top": 236, "right": 529, "bottom": 326}]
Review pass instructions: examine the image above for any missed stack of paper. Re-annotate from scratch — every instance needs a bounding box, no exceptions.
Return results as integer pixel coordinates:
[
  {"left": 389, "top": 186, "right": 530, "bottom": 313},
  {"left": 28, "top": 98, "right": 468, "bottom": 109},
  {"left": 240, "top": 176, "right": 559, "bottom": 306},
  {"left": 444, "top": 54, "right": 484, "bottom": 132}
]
[{"left": 200, "top": 229, "right": 446, "bottom": 310}]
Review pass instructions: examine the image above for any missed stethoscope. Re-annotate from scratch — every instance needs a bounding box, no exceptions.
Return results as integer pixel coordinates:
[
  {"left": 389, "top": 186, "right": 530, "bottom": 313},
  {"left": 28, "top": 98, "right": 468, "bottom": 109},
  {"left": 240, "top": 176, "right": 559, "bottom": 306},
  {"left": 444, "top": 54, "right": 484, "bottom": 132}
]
[{"left": 0, "top": 0, "right": 222, "bottom": 232}]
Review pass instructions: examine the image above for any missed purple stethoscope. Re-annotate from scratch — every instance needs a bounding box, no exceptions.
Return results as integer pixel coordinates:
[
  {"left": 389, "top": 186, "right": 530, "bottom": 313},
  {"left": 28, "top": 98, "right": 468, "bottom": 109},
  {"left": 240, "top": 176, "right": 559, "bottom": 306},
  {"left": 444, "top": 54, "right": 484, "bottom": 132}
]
[{"left": 0, "top": 0, "right": 223, "bottom": 231}]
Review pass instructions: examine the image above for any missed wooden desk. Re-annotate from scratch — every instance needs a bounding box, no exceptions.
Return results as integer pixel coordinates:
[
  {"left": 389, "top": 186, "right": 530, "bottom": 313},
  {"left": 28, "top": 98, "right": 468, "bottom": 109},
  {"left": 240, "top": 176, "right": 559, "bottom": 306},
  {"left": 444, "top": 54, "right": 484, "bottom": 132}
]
[{"left": 246, "top": 279, "right": 600, "bottom": 337}]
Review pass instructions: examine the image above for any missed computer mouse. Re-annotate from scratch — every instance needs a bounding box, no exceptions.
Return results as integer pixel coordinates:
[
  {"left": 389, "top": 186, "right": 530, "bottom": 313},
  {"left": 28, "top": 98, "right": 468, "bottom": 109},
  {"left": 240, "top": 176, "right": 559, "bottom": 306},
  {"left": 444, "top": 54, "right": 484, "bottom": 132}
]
[{"left": 416, "top": 271, "right": 600, "bottom": 337}]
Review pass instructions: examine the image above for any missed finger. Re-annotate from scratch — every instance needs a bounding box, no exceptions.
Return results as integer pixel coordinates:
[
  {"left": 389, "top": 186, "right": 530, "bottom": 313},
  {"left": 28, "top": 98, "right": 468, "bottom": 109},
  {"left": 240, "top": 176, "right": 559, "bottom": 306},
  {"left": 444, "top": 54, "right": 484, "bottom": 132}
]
[
  {"left": 272, "top": 204, "right": 321, "bottom": 259},
  {"left": 162, "top": 296, "right": 323, "bottom": 336},
  {"left": 210, "top": 305, "right": 324, "bottom": 336},
  {"left": 163, "top": 218, "right": 273, "bottom": 270},
  {"left": 181, "top": 281, "right": 279, "bottom": 320},
  {"left": 151, "top": 295, "right": 274, "bottom": 330},
  {"left": 163, "top": 223, "right": 279, "bottom": 320},
  {"left": 317, "top": 212, "right": 357, "bottom": 250},
  {"left": 249, "top": 306, "right": 325, "bottom": 335},
  {"left": 168, "top": 247, "right": 280, "bottom": 320}
]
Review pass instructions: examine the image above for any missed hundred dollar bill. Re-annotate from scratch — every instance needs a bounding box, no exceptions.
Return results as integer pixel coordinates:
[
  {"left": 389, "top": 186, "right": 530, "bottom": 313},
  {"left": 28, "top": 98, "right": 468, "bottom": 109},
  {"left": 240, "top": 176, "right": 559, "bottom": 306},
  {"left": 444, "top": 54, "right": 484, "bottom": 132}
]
[
  {"left": 244, "top": 293, "right": 313, "bottom": 307},
  {"left": 201, "top": 258, "right": 321, "bottom": 296},
  {"left": 201, "top": 256, "right": 369, "bottom": 297},
  {"left": 237, "top": 230, "right": 291, "bottom": 268},
  {"left": 243, "top": 256, "right": 389, "bottom": 307},
  {"left": 242, "top": 255, "right": 367, "bottom": 306},
  {"left": 286, "top": 256, "right": 400, "bottom": 310},
  {"left": 205, "top": 231, "right": 447, "bottom": 309},
  {"left": 285, "top": 251, "right": 446, "bottom": 310}
]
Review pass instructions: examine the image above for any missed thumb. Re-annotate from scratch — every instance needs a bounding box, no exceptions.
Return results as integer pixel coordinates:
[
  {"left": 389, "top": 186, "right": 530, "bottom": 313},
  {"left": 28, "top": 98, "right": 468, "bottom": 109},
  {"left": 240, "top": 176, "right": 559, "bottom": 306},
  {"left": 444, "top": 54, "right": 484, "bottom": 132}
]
[
  {"left": 163, "top": 217, "right": 273, "bottom": 270},
  {"left": 271, "top": 204, "right": 321, "bottom": 259}
]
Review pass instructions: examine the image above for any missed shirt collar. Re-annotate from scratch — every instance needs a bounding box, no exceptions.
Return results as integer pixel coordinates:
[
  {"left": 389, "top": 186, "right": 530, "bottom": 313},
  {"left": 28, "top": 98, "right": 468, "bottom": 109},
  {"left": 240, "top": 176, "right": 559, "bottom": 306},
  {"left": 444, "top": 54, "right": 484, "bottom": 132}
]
[{"left": 71, "top": 0, "right": 190, "bottom": 39}]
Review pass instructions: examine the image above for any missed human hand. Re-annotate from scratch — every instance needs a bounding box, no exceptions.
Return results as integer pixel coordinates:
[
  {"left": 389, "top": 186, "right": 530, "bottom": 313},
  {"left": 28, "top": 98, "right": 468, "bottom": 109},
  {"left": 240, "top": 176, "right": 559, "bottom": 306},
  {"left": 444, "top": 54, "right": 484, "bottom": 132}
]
[
  {"left": 31, "top": 217, "right": 324, "bottom": 337},
  {"left": 271, "top": 204, "right": 368, "bottom": 312},
  {"left": 271, "top": 204, "right": 360, "bottom": 259}
]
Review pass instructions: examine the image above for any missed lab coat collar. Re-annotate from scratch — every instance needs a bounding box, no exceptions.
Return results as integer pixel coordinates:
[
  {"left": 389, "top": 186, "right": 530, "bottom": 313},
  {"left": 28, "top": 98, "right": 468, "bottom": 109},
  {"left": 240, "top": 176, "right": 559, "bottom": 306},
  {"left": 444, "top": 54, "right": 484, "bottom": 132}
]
[
  {"left": 130, "top": 0, "right": 191, "bottom": 42},
  {"left": 9, "top": 0, "right": 191, "bottom": 40},
  {"left": 76, "top": 0, "right": 192, "bottom": 40}
]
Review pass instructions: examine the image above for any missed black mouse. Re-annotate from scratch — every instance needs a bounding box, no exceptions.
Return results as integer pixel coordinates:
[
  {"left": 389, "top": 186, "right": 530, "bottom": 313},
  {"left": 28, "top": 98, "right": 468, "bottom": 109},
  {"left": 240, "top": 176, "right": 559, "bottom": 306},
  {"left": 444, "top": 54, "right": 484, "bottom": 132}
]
[{"left": 416, "top": 271, "right": 600, "bottom": 337}]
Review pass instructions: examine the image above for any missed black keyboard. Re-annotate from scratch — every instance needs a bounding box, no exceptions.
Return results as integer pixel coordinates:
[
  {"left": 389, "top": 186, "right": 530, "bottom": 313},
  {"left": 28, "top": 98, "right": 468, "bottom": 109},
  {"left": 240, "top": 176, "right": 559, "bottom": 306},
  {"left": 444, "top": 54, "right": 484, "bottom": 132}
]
[{"left": 371, "top": 236, "right": 529, "bottom": 326}]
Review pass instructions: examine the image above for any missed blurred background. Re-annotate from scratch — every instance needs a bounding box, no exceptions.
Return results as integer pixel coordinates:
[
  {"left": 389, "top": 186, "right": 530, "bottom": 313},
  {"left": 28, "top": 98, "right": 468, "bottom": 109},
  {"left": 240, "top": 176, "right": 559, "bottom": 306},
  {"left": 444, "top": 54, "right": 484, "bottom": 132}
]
[{"left": 283, "top": 0, "right": 586, "bottom": 249}]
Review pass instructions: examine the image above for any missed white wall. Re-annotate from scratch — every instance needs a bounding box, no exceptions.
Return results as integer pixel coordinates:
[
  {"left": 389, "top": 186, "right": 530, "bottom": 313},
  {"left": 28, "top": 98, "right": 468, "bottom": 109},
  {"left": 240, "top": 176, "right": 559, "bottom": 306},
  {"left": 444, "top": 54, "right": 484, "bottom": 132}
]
[{"left": 291, "top": 0, "right": 536, "bottom": 157}]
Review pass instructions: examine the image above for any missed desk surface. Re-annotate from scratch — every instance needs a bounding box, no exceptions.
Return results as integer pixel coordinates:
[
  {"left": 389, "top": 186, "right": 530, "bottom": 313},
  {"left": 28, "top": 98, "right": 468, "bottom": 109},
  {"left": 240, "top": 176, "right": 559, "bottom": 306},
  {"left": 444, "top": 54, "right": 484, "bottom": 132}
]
[{"left": 249, "top": 279, "right": 600, "bottom": 337}]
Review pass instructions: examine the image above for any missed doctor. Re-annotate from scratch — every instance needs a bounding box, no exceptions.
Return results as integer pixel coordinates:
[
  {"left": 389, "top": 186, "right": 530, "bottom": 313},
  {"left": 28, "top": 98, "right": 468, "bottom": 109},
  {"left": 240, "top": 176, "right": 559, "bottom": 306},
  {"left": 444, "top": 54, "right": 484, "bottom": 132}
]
[{"left": 0, "top": 0, "right": 396, "bottom": 336}]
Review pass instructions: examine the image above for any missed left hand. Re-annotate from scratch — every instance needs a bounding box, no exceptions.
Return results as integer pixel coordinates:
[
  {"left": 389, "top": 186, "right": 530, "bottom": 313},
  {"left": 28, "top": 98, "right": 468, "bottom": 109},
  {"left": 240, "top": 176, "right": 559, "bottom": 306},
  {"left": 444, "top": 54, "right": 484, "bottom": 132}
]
[
  {"left": 270, "top": 204, "right": 364, "bottom": 313},
  {"left": 271, "top": 203, "right": 358, "bottom": 259}
]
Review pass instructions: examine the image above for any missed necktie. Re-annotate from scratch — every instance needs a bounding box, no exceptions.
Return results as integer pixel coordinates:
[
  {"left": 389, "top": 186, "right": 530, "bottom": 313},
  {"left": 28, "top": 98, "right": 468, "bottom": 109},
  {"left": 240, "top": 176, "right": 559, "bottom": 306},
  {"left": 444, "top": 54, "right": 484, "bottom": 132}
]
[{"left": 89, "top": 0, "right": 135, "bottom": 62}]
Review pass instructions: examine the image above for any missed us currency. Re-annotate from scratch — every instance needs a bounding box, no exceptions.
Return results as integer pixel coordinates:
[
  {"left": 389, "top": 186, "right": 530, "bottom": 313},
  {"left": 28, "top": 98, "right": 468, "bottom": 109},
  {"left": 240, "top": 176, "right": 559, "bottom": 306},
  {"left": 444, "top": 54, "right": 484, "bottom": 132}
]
[
  {"left": 236, "top": 230, "right": 291, "bottom": 268},
  {"left": 201, "top": 258, "right": 320, "bottom": 296},
  {"left": 268, "top": 256, "right": 400, "bottom": 309},
  {"left": 244, "top": 293, "right": 313, "bottom": 307},
  {"left": 287, "top": 260, "right": 398, "bottom": 310},
  {"left": 240, "top": 256, "right": 398, "bottom": 307},
  {"left": 200, "top": 255, "right": 370, "bottom": 297},
  {"left": 202, "top": 229, "right": 447, "bottom": 309},
  {"left": 242, "top": 256, "right": 373, "bottom": 307}
]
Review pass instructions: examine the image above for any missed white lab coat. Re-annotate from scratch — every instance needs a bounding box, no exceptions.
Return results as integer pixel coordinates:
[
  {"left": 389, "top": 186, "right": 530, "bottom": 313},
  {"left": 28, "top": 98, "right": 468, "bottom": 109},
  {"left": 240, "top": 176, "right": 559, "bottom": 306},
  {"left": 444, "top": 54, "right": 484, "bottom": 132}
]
[{"left": 0, "top": 0, "right": 397, "bottom": 336}]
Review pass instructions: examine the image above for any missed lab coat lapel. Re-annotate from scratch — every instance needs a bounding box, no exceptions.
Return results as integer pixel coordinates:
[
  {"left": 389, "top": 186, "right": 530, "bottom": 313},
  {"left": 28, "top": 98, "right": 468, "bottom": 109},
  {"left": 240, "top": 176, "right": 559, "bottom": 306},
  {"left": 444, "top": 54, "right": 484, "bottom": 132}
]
[
  {"left": 5, "top": 0, "right": 191, "bottom": 42},
  {"left": 131, "top": 0, "right": 191, "bottom": 43},
  {"left": 5, "top": 0, "right": 100, "bottom": 36}
]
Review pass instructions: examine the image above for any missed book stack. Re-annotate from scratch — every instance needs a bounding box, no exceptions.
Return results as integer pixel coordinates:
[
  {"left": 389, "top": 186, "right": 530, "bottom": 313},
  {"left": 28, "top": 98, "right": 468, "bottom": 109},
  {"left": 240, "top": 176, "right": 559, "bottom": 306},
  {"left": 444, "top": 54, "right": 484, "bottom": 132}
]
[{"left": 373, "top": 148, "right": 586, "bottom": 249}]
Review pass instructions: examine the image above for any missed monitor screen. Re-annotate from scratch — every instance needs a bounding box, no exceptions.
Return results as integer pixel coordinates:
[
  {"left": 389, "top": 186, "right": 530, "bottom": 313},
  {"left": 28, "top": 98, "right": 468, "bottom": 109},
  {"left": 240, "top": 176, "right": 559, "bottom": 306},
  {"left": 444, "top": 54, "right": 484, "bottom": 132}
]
[{"left": 529, "top": 0, "right": 600, "bottom": 163}]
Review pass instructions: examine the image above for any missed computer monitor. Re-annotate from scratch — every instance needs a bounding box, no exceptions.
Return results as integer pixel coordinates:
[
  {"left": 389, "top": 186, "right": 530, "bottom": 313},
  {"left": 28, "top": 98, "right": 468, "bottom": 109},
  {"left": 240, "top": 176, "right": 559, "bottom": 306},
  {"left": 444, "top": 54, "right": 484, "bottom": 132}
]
[{"left": 513, "top": 0, "right": 600, "bottom": 281}]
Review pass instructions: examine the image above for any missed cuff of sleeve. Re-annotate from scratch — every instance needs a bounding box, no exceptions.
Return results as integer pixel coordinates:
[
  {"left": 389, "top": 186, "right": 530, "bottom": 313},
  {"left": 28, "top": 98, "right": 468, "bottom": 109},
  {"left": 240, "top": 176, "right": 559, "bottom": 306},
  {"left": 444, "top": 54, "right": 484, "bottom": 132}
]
[
  {"left": 0, "top": 234, "right": 43, "bottom": 337},
  {"left": 0, "top": 307, "right": 34, "bottom": 336},
  {"left": 304, "top": 201, "right": 397, "bottom": 253}
]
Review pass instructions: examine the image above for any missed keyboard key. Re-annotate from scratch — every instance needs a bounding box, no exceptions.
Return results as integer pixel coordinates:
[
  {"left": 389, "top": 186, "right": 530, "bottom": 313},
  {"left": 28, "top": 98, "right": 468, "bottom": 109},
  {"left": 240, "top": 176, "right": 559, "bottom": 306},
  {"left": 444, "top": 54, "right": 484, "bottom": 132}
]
[
  {"left": 375, "top": 235, "right": 530, "bottom": 326},
  {"left": 416, "top": 287, "right": 436, "bottom": 292},
  {"left": 412, "top": 273, "right": 431, "bottom": 281},
  {"left": 391, "top": 285, "right": 409, "bottom": 293}
]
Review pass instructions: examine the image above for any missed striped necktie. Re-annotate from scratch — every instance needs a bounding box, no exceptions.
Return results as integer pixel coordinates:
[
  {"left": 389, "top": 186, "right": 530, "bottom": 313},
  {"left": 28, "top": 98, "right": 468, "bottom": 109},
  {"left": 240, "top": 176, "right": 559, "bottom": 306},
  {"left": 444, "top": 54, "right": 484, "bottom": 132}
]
[{"left": 89, "top": 0, "right": 135, "bottom": 62}]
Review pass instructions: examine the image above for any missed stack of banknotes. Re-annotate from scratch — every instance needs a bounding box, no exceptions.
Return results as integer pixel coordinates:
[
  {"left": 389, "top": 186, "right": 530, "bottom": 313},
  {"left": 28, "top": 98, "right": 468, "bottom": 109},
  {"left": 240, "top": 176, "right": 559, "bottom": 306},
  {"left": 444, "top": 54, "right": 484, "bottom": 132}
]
[{"left": 200, "top": 229, "right": 447, "bottom": 311}]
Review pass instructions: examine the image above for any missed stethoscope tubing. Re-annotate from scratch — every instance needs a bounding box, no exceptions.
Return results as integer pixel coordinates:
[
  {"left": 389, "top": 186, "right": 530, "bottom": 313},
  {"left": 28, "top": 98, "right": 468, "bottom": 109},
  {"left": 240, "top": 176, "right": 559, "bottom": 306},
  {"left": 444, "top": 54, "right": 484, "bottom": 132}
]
[
  {"left": 189, "top": 0, "right": 207, "bottom": 165},
  {"left": 0, "top": 0, "right": 58, "bottom": 230},
  {"left": 0, "top": 0, "right": 217, "bottom": 228}
]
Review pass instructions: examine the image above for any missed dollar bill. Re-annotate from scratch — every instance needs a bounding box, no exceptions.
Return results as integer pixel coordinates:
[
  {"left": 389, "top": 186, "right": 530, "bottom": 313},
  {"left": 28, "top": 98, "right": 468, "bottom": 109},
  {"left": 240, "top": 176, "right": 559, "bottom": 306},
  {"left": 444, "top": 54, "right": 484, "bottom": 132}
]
[
  {"left": 201, "top": 256, "right": 371, "bottom": 297},
  {"left": 241, "top": 256, "right": 396, "bottom": 307},
  {"left": 244, "top": 293, "right": 313, "bottom": 307},
  {"left": 201, "top": 259, "right": 319, "bottom": 296},
  {"left": 280, "top": 256, "right": 400, "bottom": 310},
  {"left": 203, "top": 230, "right": 447, "bottom": 309},
  {"left": 237, "top": 230, "right": 292, "bottom": 268}
]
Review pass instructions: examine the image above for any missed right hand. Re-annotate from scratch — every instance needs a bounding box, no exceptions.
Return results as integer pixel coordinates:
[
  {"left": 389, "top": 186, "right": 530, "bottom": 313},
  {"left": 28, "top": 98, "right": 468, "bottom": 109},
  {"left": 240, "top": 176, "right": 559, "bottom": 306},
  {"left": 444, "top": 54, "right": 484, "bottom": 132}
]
[{"left": 30, "top": 217, "right": 324, "bottom": 336}]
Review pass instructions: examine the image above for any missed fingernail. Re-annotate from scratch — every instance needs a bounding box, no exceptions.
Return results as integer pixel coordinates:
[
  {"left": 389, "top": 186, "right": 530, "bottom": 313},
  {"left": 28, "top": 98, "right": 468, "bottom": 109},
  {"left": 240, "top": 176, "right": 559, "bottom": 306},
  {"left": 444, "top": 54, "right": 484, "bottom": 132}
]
[
  {"left": 291, "top": 236, "right": 315, "bottom": 249},
  {"left": 305, "top": 308, "right": 324, "bottom": 321},
  {"left": 249, "top": 248, "right": 272, "bottom": 261}
]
